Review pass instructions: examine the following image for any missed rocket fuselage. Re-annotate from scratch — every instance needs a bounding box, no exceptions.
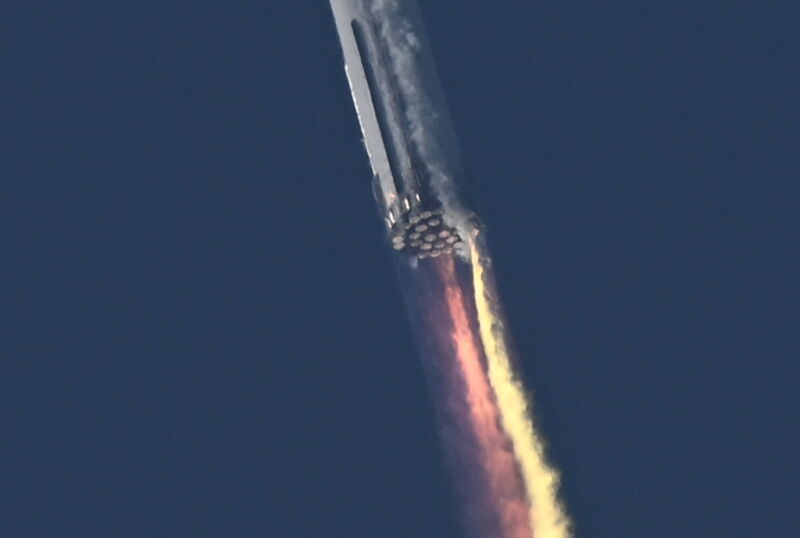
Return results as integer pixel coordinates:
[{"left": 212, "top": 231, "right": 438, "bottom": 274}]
[{"left": 329, "top": 0, "right": 472, "bottom": 259}]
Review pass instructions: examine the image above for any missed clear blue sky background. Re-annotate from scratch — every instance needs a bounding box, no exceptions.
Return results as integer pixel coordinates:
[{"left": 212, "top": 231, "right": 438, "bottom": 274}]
[{"left": 3, "top": 2, "right": 797, "bottom": 537}]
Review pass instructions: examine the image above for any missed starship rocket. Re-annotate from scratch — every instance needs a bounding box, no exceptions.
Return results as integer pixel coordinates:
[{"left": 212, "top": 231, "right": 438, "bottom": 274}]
[
  {"left": 328, "top": 3, "right": 573, "bottom": 536},
  {"left": 328, "top": 0, "right": 474, "bottom": 259}
]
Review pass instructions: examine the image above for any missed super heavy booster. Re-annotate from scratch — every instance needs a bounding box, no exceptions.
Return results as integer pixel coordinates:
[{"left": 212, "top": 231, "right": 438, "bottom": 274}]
[{"left": 329, "top": 0, "right": 475, "bottom": 260}]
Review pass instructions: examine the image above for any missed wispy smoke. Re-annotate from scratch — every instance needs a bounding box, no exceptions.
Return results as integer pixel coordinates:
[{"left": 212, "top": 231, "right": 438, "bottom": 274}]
[{"left": 367, "top": 0, "right": 473, "bottom": 234}]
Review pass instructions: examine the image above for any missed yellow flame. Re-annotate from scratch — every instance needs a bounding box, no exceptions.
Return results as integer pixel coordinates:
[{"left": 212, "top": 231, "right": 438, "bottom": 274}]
[
  {"left": 440, "top": 257, "right": 532, "bottom": 538},
  {"left": 469, "top": 237, "right": 572, "bottom": 538}
]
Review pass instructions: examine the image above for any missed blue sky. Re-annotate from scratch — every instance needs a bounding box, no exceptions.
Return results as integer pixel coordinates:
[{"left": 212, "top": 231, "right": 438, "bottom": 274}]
[{"left": 3, "top": 2, "right": 797, "bottom": 536}]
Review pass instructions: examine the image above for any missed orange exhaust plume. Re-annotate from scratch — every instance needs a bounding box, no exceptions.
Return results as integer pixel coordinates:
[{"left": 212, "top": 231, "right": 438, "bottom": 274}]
[{"left": 438, "top": 256, "right": 532, "bottom": 538}]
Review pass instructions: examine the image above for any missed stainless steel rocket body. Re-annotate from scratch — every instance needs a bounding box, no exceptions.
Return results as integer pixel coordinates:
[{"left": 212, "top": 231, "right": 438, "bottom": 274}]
[{"left": 329, "top": 0, "right": 472, "bottom": 259}]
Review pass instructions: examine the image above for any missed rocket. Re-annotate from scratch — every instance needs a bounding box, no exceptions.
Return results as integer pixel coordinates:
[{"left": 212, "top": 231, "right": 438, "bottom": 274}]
[
  {"left": 328, "top": 6, "right": 573, "bottom": 535},
  {"left": 328, "top": 0, "right": 474, "bottom": 260}
]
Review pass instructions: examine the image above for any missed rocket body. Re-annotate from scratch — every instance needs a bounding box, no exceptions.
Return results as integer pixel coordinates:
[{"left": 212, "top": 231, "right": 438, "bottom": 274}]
[{"left": 329, "top": 0, "right": 473, "bottom": 259}]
